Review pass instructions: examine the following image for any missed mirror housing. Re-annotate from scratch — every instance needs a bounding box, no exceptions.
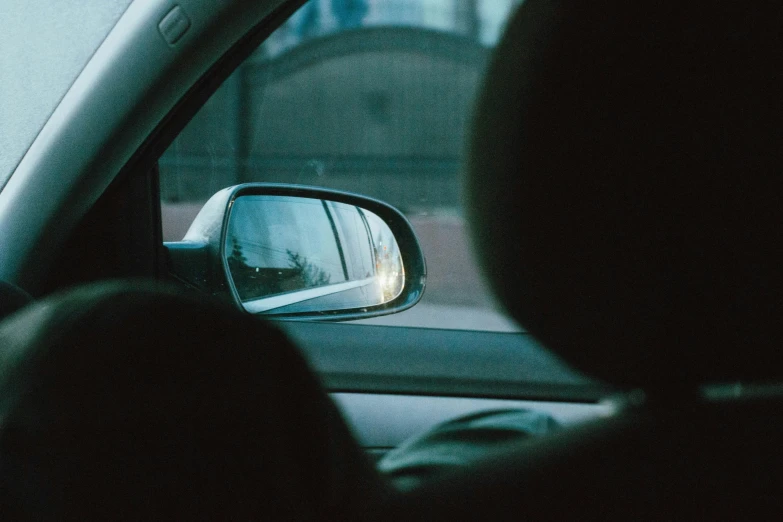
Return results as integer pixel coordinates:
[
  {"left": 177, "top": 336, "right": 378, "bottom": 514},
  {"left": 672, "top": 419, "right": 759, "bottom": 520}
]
[{"left": 164, "top": 184, "right": 426, "bottom": 321}]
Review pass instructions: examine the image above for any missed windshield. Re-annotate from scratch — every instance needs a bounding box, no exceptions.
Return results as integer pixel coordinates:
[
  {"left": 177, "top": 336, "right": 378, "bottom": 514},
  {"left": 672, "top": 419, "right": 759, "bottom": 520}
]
[{"left": 0, "top": 0, "right": 132, "bottom": 190}]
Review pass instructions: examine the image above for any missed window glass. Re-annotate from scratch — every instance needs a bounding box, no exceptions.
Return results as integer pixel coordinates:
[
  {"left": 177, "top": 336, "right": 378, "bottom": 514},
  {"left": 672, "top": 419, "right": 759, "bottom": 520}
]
[{"left": 160, "top": 0, "right": 523, "bottom": 331}]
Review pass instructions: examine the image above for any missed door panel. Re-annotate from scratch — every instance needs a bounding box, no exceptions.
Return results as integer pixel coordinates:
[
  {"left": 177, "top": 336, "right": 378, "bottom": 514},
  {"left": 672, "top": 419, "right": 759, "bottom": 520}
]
[{"left": 331, "top": 392, "right": 615, "bottom": 452}]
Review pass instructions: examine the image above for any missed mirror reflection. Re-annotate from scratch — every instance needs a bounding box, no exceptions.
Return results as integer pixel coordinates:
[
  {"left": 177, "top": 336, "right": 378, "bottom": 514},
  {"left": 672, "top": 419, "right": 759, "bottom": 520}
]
[{"left": 226, "top": 195, "right": 404, "bottom": 315}]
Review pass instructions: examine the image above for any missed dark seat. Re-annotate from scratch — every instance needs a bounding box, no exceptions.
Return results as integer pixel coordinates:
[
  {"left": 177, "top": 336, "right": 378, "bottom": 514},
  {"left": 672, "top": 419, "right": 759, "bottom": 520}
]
[
  {"left": 0, "top": 280, "right": 32, "bottom": 321},
  {"left": 381, "top": 1, "right": 783, "bottom": 519},
  {"left": 0, "top": 282, "right": 383, "bottom": 520}
]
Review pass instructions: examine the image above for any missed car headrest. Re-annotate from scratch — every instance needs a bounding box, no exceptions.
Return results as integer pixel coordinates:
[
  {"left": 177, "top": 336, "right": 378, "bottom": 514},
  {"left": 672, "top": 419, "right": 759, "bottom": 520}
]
[
  {"left": 0, "top": 282, "right": 379, "bottom": 519},
  {"left": 466, "top": 1, "right": 783, "bottom": 389}
]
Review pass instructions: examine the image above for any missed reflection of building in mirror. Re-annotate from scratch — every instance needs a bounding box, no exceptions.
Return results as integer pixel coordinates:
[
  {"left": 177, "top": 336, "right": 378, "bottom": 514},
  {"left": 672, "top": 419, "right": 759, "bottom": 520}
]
[{"left": 226, "top": 195, "right": 405, "bottom": 314}]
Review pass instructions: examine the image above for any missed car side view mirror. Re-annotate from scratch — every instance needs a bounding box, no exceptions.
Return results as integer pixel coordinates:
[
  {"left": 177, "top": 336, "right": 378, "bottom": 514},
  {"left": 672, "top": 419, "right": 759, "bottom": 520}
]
[{"left": 164, "top": 184, "right": 426, "bottom": 320}]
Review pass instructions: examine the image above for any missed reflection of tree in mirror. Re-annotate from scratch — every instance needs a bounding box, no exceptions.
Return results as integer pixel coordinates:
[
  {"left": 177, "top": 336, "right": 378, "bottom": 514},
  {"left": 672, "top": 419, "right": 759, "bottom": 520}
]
[
  {"left": 287, "top": 250, "right": 331, "bottom": 287},
  {"left": 228, "top": 242, "right": 333, "bottom": 302},
  {"left": 228, "top": 238, "right": 248, "bottom": 269},
  {"left": 229, "top": 238, "right": 294, "bottom": 301}
]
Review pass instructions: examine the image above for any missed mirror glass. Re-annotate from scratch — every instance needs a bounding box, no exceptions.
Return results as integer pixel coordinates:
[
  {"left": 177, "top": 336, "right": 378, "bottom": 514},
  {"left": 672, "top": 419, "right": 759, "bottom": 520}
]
[{"left": 225, "top": 195, "right": 404, "bottom": 315}]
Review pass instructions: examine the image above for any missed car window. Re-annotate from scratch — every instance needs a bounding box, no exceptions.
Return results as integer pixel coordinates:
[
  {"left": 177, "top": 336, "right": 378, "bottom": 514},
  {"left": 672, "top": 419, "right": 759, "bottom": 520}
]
[
  {"left": 159, "top": 0, "right": 523, "bottom": 331},
  {"left": 0, "top": 0, "right": 132, "bottom": 188}
]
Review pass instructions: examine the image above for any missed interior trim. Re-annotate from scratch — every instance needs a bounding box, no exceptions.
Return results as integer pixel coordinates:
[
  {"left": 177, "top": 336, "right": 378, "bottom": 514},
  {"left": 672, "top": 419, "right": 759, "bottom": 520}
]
[
  {"left": 282, "top": 321, "right": 616, "bottom": 402},
  {"left": 331, "top": 392, "right": 616, "bottom": 448}
]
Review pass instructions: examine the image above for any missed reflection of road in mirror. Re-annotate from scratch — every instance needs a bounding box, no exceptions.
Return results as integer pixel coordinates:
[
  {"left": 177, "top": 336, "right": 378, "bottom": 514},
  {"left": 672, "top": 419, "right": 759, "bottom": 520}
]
[{"left": 225, "top": 194, "right": 405, "bottom": 315}]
